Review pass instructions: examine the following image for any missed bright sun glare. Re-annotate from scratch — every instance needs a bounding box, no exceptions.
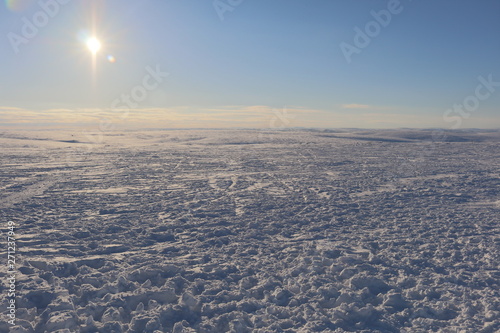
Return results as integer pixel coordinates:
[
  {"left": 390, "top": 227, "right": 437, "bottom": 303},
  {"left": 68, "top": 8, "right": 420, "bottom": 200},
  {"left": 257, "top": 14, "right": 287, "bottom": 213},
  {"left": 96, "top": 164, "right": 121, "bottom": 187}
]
[{"left": 86, "top": 37, "right": 101, "bottom": 54}]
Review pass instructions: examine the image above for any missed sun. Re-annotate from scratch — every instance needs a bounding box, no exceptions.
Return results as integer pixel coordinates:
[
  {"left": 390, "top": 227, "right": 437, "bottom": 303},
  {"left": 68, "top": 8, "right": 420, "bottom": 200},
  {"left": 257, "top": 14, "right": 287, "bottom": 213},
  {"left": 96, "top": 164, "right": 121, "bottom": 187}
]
[{"left": 86, "top": 37, "right": 101, "bottom": 55}]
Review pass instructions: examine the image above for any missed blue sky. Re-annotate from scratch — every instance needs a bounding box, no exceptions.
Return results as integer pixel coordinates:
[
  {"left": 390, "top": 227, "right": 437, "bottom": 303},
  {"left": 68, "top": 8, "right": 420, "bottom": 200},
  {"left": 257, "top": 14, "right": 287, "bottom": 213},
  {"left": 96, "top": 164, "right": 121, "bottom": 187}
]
[{"left": 0, "top": 0, "right": 499, "bottom": 129}]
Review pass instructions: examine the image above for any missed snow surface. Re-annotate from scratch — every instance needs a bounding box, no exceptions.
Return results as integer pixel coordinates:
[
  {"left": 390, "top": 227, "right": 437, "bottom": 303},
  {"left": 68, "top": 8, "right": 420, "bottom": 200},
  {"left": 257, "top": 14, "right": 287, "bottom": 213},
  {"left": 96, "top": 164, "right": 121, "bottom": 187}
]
[{"left": 0, "top": 129, "right": 499, "bottom": 332}]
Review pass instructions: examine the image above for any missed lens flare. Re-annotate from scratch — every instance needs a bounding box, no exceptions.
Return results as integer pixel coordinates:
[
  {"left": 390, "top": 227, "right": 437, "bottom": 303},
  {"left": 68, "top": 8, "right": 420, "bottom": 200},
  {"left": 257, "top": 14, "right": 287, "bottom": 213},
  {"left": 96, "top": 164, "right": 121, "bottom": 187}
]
[
  {"left": 77, "top": 30, "right": 90, "bottom": 44},
  {"left": 107, "top": 55, "right": 116, "bottom": 63},
  {"left": 5, "top": 0, "right": 33, "bottom": 12},
  {"left": 86, "top": 37, "right": 101, "bottom": 55}
]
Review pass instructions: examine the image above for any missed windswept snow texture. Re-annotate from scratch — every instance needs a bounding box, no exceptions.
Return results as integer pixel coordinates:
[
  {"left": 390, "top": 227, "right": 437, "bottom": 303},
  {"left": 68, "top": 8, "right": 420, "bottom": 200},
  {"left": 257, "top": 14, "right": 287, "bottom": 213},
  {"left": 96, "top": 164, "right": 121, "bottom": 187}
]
[{"left": 1, "top": 129, "right": 499, "bottom": 333}]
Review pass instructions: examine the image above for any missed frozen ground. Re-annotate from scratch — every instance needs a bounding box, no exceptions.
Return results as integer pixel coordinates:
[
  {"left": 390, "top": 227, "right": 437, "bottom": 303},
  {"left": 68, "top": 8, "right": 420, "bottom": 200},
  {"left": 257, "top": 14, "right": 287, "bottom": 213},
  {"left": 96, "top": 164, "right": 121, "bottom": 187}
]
[{"left": 0, "top": 129, "right": 499, "bottom": 332}]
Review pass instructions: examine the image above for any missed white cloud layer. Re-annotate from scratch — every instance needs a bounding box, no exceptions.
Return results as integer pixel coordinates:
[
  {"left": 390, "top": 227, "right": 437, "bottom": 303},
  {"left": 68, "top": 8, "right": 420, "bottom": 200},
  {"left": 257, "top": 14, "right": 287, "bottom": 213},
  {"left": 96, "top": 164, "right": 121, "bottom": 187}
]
[{"left": 0, "top": 105, "right": 498, "bottom": 130}]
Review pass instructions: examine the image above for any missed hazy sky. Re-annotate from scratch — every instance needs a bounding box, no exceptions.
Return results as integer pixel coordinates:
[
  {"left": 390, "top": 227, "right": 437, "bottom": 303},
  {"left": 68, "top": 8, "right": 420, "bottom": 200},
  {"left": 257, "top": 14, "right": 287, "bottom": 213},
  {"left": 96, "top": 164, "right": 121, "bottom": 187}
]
[{"left": 1, "top": 0, "right": 499, "bottom": 129}]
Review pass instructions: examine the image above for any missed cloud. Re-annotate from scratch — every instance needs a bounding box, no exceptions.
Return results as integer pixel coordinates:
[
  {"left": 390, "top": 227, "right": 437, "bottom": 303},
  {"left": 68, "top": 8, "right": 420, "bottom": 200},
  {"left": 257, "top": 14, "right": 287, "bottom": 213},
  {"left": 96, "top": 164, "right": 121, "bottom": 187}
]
[
  {"left": 341, "top": 104, "right": 371, "bottom": 109},
  {"left": 0, "top": 106, "right": 25, "bottom": 111},
  {"left": 0, "top": 105, "right": 324, "bottom": 129},
  {"left": 0, "top": 105, "right": 498, "bottom": 130}
]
